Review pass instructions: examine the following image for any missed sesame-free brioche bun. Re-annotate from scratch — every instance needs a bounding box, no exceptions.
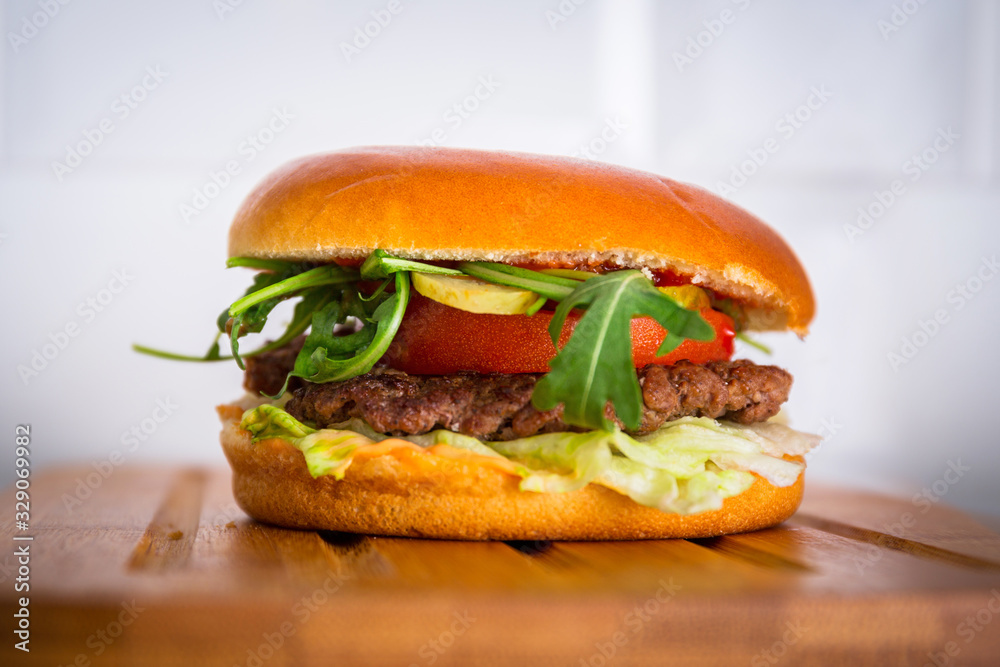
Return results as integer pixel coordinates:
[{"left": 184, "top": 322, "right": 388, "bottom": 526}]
[
  {"left": 218, "top": 405, "right": 805, "bottom": 541},
  {"left": 228, "top": 147, "right": 814, "bottom": 334}
]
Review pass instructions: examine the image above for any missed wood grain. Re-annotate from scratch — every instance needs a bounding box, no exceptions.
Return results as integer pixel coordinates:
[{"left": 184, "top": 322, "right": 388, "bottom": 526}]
[
  {"left": 3, "top": 467, "right": 999, "bottom": 666},
  {"left": 128, "top": 468, "right": 206, "bottom": 571}
]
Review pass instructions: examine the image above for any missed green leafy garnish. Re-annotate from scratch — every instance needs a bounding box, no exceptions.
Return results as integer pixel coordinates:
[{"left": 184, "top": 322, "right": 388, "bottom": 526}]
[
  {"left": 524, "top": 294, "right": 548, "bottom": 316},
  {"left": 228, "top": 265, "right": 357, "bottom": 321},
  {"left": 711, "top": 297, "right": 748, "bottom": 332},
  {"left": 226, "top": 264, "right": 358, "bottom": 369},
  {"left": 736, "top": 332, "right": 772, "bottom": 355},
  {"left": 242, "top": 404, "right": 317, "bottom": 440},
  {"left": 531, "top": 271, "right": 715, "bottom": 431},
  {"left": 131, "top": 340, "right": 227, "bottom": 362},
  {"left": 240, "top": 405, "right": 817, "bottom": 513},
  {"left": 457, "top": 262, "right": 579, "bottom": 301},
  {"left": 225, "top": 257, "right": 311, "bottom": 272},
  {"left": 136, "top": 252, "right": 719, "bottom": 430},
  {"left": 360, "top": 249, "right": 463, "bottom": 280},
  {"left": 274, "top": 272, "right": 410, "bottom": 394},
  {"left": 538, "top": 268, "right": 599, "bottom": 281},
  {"left": 134, "top": 258, "right": 312, "bottom": 363}
]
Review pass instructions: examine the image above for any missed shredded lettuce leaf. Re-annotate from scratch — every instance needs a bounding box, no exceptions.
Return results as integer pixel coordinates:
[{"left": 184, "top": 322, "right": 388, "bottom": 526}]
[
  {"left": 239, "top": 406, "right": 818, "bottom": 516},
  {"left": 596, "top": 458, "right": 754, "bottom": 515},
  {"left": 488, "top": 431, "right": 614, "bottom": 493}
]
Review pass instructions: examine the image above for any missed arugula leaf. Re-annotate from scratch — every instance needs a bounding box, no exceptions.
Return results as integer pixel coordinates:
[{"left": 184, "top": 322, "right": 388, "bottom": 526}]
[
  {"left": 278, "top": 272, "right": 411, "bottom": 392},
  {"left": 711, "top": 297, "right": 748, "bottom": 332},
  {"left": 531, "top": 271, "right": 716, "bottom": 431},
  {"left": 457, "top": 262, "right": 578, "bottom": 301},
  {"left": 228, "top": 296, "right": 281, "bottom": 368},
  {"left": 524, "top": 294, "right": 548, "bottom": 316},
  {"left": 242, "top": 285, "right": 337, "bottom": 358},
  {"left": 736, "top": 332, "right": 772, "bottom": 355},
  {"left": 228, "top": 264, "right": 357, "bottom": 319},
  {"left": 137, "top": 251, "right": 722, "bottom": 431},
  {"left": 225, "top": 257, "right": 312, "bottom": 272},
  {"left": 538, "top": 268, "right": 599, "bottom": 281},
  {"left": 226, "top": 264, "right": 359, "bottom": 369},
  {"left": 132, "top": 338, "right": 226, "bottom": 362},
  {"left": 135, "top": 258, "right": 310, "bottom": 364},
  {"left": 361, "top": 249, "right": 463, "bottom": 280}
]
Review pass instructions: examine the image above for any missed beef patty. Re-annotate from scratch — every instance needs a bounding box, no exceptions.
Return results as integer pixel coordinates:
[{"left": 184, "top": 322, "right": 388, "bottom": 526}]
[{"left": 245, "top": 342, "right": 793, "bottom": 440}]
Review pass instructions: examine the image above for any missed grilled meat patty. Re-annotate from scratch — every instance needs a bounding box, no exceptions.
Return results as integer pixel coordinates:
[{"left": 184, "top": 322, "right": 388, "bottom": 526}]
[{"left": 245, "top": 341, "right": 792, "bottom": 440}]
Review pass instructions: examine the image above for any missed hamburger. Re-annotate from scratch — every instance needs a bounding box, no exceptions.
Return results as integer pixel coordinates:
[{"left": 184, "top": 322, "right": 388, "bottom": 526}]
[{"left": 138, "top": 146, "right": 818, "bottom": 540}]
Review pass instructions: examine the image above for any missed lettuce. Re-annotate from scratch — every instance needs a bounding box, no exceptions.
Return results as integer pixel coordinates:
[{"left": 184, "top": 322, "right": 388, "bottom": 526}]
[
  {"left": 489, "top": 431, "right": 614, "bottom": 493},
  {"left": 294, "top": 430, "right": 376, "bottom": 478},
  {"left": 597, "top": 458, "right": 755, "bottom": 515},
  {"left": 239, "top": 406, "right": 818, "bottom": 516},
  {"left": 241, "top": 404, "right": 315, "bottom": 440},
  {"left": 619, "top": 417, "right": 813, "bottom": 487},
  {"left": 402, "top": 428, "right": 515, "bottom": 461}
]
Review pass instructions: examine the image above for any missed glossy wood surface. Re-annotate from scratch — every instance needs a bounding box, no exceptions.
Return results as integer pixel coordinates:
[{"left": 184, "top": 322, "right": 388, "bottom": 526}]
[{"left": 3, "top": 467, "right": 999, "bottom": 666}]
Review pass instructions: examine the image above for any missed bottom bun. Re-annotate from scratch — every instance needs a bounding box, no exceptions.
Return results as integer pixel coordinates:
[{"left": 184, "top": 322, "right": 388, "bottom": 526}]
[{"left": 219, "top": 404, "right": 805, "bottom": 540}]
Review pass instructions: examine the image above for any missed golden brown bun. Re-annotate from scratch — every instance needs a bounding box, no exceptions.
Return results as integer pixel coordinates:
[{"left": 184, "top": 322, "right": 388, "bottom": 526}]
[
  {"left": 228, "top": 147, "right": 814, "bottom": 334},
  {"left": 219, "top": 404, "right": 804, "bottom": 540}
]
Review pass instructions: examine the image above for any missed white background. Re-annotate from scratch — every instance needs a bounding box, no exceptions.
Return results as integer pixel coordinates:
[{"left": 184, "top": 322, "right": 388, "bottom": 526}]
[{"left": 1, "top": 0, "right": 998, "bottom": 516}]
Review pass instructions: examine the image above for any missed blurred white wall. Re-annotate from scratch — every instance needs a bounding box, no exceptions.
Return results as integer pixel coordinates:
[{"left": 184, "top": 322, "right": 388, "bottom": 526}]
[{"left": 1, "top": 0, "right": 998, "bottom": 516}]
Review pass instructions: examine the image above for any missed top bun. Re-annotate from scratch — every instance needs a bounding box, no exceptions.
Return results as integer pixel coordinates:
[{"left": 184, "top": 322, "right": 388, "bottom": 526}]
[{"left": 229, "top": 147, "right": 814, "bottom": 334}]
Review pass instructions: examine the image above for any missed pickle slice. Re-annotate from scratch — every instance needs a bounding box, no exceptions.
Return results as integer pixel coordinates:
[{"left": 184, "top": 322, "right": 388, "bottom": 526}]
[
  {"left": 658, "top": 285, "right": 712, "bottom": 311},
  {"left": 412, "top": 272, "right": 538, "bottom": 314}
]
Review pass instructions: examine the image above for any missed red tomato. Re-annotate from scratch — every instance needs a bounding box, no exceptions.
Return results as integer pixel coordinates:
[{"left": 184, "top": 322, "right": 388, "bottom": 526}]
[{"left": 381, "top": 293, "right": 735, "bottom": 374}]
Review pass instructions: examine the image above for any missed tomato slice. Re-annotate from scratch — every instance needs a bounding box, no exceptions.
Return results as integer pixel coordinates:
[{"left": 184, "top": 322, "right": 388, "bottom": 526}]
[{"left": 381, "top": 293, "right": 735, "bottom": 374}]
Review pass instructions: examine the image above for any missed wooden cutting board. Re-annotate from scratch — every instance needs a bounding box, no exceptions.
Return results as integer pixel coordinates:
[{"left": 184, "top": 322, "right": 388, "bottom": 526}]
[{"left": 3, "top": 466, "right": 999, "bottom": 666}]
